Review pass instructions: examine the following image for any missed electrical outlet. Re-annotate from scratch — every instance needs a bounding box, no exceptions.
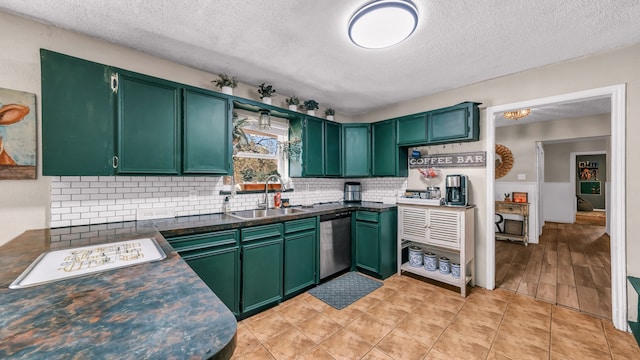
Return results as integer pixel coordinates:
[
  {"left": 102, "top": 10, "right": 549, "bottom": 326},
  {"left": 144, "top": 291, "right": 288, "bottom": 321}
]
[
  {"left": 188, "top": 190, "right": 198, "bottom": 201},
  {"left": 517, "top": 173, "right": 526, "bottom": 180}
]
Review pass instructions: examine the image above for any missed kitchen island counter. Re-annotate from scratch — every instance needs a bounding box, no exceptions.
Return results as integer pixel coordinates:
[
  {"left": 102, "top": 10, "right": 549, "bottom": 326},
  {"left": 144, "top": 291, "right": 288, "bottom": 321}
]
[{"left": 0, "top": 225, "right": 237, "bottom": 360}]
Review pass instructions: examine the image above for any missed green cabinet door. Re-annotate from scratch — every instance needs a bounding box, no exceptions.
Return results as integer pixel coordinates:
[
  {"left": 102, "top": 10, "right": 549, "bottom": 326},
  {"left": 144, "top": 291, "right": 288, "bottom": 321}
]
[
  {"left": 343, "top": 124, "right": 371, "bottom": 177},
  {"left": 354, "top": 210, "right": 397, "bottom": 279},
  {"left": 284, "top": 229, "right": 317, "bottom": 297},
  {"left": 165, "top": 230, "right": 240, "bottom": 315},
  {"left": 242, "top": 238, "right": 283, "bottom": 313},
  {"left": 241, "top": 223, "right": 283, "bottom": 315},
  {"left": 427, "top": 102, "right": 480, "bottom": 144},
  {"left": 372, "top": 119, "right": 407, "bottom": 177},
  {"left": 304, "top": 117, "right": 325, "bottom": 176},
  {"left": 354, "top": 220, "right": 380, "bottom": 274},
  {"left": 41, "top": 49, "right": 115, "bottom": 175},
  {"left": 181, "top": 246, "right": 240, "bottom": 315},
  {"left": 183, "top": 88, "right": 232, "bottom": 174},
  {"left": 324, "top": 121, "right": 342, "bottom": 176},
  {"left": 117, "top": 71, "right": 181, "bottom": 174},
  {"left": 397, "top": 113, "right": 427, "bottom": 146}
]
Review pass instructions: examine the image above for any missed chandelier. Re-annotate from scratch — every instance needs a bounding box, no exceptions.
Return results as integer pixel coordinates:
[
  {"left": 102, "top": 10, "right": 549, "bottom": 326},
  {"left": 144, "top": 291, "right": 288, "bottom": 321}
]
[{"left": 503, "top": 108, "right": 531, "bottom": 120}]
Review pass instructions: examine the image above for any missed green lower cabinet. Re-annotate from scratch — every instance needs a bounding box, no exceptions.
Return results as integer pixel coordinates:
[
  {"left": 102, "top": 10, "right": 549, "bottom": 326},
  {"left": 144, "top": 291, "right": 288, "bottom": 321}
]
[
  {"left": 241, "top": 223, "right": 284, "bottom": 315},
  {"left": 354, "top": 220, "right": 380, "bottom": 274},
  {"left": 353, "top": 210, "right": 397, "bottom": 279},
  {"left": 181, "top": 246, "right": 240, "bottom": 315},
  {"left": 284, "top": 217, "right": 318, "bottom": 297},
  {"left": 165, "top": 230, "right": 240, "bottom": 315}
]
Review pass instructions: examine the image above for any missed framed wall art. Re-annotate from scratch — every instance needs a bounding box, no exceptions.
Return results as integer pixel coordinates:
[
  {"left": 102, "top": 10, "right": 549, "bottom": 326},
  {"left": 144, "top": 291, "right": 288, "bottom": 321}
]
[
  {"left": 512, "top": 192, "right": 528, "bottom": 203},
  {"left": 0, "top": 87, "right": 36, "bottom": 180},
  {"left": 580, "top": 181, "right": 601, "bottom": 195}
]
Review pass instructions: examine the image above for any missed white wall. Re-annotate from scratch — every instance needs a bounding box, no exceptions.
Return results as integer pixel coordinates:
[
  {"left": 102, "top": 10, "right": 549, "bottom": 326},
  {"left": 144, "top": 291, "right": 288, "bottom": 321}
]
[
  {"left": 0, "top": 11, "right": 352, "bottom": 245},
  {"left": 354, "top": 42, "right": 640, "bottom": 320}
]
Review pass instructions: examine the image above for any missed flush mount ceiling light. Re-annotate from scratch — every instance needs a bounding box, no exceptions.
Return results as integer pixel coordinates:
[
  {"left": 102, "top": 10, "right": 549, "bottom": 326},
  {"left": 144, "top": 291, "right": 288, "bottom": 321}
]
[
  {"left": 258, "top": 109, "right": 271, "bottom": 129},
  {"left": 348, "top": 0, "right": 418, "bottom": 49},
  {"left": 503, "top": 108, "right": 531, "bottom": 120}
]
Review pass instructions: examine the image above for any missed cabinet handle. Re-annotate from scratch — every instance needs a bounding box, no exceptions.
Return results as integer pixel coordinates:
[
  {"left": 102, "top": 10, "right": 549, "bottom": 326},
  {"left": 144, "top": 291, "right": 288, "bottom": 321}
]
[
  {"left": 112, "top": 156, "right": 119, "bottom": 169},
  {"left": 111, "top": 73, "right": 118, "bottom": 93}
]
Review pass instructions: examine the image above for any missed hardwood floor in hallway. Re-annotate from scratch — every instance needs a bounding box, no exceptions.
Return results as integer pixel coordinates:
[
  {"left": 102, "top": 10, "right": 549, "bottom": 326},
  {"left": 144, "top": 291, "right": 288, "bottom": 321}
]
[{"left": 496, "top": 222, "right": 611, "bottom": 319}]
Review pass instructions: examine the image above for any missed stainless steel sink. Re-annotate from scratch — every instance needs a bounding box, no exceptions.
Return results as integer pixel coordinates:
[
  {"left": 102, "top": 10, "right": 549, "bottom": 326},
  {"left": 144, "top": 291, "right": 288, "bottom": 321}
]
[{"left": 229, "top": 207, "right": 307, "bottom": 219}]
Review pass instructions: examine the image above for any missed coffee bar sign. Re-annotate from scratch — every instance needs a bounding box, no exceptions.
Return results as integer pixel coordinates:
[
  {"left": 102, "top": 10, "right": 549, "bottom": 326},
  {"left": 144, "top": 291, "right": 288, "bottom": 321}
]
[{"left": 409, "top": 151, "right": 486, "bottom": 169}]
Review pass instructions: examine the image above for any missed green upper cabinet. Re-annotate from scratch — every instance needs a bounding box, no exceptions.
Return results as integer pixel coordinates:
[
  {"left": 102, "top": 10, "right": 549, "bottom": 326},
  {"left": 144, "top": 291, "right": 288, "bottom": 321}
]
[
  {"left": 303, "top": 117, "right": 325, "bottom": 176},
  {"left": 41, "top": 49, "right": 116, "bottom": 175},
  {"left": 427, "top": 102, "right": 480, "bottom": 144},
  {"left": 324, "top": 121, "right": 342, "bottom": 176},
  {"left": 289, "top": 116, "right": 341, "bottom": 178},
  {"left": 396, "top": 113, "right": 427, "bottom": 146},
  {"left": 183, "top": 88, "right": 232, "bottom": 175},
  {"left": 342, "top": 124, "right": 370, "bottom": 177},
  {"left": 372, "top": 119, "right": 407, "bottom": 177},
  {"left": 41, "top": 50, "right": 234, "bottom": 176},
  {"left": 116, "top": 71, "right": 181, "bottom": 174}
]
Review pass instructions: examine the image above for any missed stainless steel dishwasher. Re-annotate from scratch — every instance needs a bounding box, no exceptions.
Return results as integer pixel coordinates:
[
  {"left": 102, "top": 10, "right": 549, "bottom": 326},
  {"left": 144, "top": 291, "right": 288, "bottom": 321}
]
[{"left": 319, "top": 211, "right": 352, "bottom": 280}]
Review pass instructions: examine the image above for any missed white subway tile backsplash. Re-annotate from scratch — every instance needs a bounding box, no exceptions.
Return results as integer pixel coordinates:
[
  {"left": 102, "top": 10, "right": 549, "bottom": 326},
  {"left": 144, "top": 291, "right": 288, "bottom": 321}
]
[{"left": 49, "top": 175, "right": 407, "bottom": 228}]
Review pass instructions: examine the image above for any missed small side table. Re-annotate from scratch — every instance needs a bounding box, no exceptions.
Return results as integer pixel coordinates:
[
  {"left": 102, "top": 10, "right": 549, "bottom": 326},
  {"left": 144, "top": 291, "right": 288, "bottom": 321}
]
[{"left": 495, "top": 201, "right": 529, "bottom": 246}]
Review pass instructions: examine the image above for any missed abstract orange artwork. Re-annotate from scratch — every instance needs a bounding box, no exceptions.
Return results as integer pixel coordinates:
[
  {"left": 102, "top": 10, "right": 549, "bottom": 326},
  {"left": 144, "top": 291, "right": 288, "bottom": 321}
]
[{"left": 0, "top": 87, "right": 36, "bottom": 179}]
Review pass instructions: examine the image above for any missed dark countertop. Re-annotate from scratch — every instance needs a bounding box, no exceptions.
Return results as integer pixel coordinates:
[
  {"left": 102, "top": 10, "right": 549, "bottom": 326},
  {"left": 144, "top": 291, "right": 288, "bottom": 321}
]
[
  {"left": 0, "top": 226, "right": 237, "bottom": 360},
  {"left": 0, "top": 201, "right": 395, "bottom": 359},
  {"left": 155, "top": 201, "right": 397, "bottom": 237}
]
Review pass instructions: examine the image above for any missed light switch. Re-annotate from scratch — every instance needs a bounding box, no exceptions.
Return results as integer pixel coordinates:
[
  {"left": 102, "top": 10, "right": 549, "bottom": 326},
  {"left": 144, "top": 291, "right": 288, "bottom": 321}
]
[{"left": 517, "top": 173, "right": 526, "bottom": 180}]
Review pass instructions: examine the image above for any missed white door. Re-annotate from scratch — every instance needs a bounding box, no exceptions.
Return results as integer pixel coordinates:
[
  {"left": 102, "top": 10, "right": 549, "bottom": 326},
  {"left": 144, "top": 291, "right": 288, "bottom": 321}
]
[{"left": 536, "top": 142, "right": 544, "bottom": 234}]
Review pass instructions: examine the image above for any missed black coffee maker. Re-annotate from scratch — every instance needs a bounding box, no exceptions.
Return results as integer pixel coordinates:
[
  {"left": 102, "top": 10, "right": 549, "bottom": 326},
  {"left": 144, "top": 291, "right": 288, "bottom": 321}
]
[{"left": 445, "top": 175, "right": 468, "bottom": 206}]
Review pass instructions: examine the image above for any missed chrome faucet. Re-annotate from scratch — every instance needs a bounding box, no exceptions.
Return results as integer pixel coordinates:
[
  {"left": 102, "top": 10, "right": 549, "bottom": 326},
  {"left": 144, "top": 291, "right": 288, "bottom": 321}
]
[{"left": 258, "top": 175, "right": 286, "bottom": 209}]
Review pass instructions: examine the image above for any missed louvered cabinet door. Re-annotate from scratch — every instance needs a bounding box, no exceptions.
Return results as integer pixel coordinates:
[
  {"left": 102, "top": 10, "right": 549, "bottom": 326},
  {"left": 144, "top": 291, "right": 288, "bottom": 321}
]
[
  {"left": 399, "top": 207, "right": 428, "bottom": 243},
  {"left": 427, "top": 209, "right": 461, "bottom": 249}
]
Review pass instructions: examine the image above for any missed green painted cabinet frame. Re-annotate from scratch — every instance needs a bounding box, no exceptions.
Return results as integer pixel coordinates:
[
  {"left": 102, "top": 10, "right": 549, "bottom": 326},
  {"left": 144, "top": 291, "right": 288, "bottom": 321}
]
[
  {"left": 342, "top": 124, "right": 371, "bottom": 177},
  {"left": 324, "top": 121, "right": 342, "bottom": 176},
  {"left": 41, "top": 49, "right": 116, "bottom": 175},
  {"left": 165, "top": 230, "right": 240, "bottom": 315},
  {"left": 283, "top": 217, "right": 318, "bottom": 297},
  {"left": 353, "top": 209, "right": 397, "bottom": 279},
  {"left": 303, "top": 117, "right": 325, "bottom": 176},
  {"left": 396, "top": 113, "right": 427, "bottom": 147},
  {"left": 241, "top": 223, "right": 284, "bottom": 316},
  {"left": 41, "top": 49, "right": 233, "bottom": 176},
  {"left": 372, "top": 119, "right": 408, "bottom": 177},
  {"left": 427, "top": 102, "right": 480, "bottom": 144},
  {"left": 116, "top": 71, "right": 181, "bottom": 174},
  {"left": 183, "top": 88, "right": 232, "bottom": 174}
]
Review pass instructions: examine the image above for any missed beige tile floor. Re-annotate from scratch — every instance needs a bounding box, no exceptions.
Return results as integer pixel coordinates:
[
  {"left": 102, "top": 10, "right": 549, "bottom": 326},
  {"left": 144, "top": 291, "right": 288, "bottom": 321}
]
[{"left": 231, "top": 274, "right": 640, "bottom": 360}]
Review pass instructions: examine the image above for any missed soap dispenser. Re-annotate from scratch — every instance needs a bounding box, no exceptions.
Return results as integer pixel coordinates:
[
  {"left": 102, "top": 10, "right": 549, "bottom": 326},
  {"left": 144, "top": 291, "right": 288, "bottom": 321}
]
[{"left": 222, "top": 196, "right": 230, "bottom": 213}]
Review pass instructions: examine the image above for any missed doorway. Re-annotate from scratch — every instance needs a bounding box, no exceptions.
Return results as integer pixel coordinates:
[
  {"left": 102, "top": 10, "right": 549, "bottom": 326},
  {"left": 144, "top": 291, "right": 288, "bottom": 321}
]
[{"left": 484, "top": 85, "right": 627, "bottom": 330}]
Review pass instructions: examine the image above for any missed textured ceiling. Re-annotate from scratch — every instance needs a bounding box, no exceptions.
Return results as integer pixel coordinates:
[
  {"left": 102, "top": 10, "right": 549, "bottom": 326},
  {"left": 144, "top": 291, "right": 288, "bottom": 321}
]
[
  {"left": 495, "top": 97, "right": 612, "bottom": 128},
  {"left": 1, "top": 0, "right": 640, "bottom": 115}
]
